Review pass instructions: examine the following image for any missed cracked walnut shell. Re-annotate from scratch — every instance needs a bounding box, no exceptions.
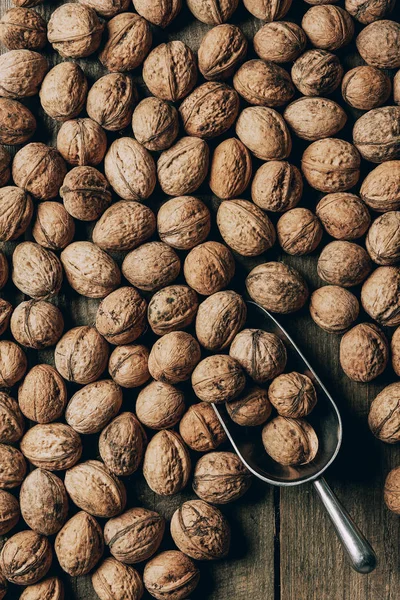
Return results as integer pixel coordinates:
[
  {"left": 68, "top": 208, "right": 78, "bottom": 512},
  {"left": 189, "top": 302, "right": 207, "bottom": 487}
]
[
  {"left": 368, "top": 383, "right": 400, "bottom": 443},
  {"left": 65, "top": 380, "right": 122, "bottom": 435},
  {"left": 318, "top": 241, "right": 371, "bottom": 287},
  {"left": 148, "top": 331, "right": 201, "bottom": 384},
  {"left": 262, "top": 417, "right": 319, "bottom": 466},
  {"left": 99, "top": 12, "right": 151, "bottom": 72},
  {"left": 18, "top": 364, "right": 67, "bottom": 424},
  {"left": 144, "top": 551, "right": 199, "bottom": 600},
  {"left": 184, "top": 241, "right": 235, "bottom": 296},
  {"left": 55, "top": 326, "right": 109, "bottom": 384},
  {"left": 209, "top": 138, "right": 252, "bottom": 200},
  {"left": 179, "top": 402, "right": 226, "bottom": 452},
  {"left": 92, "top": 559, "right": 143, "bottom": 600},
  {"left": 340, "top": 323, "right": 388, "bottom": 382},
  {"left": 148, "top": 285, "right": 199, "bottom": 336},
  {"left": 109, "top": 345, "right": 150, "bottom": 388},
  {"left": 143, "top": 430, "right": 191, "bottom": 496},
  {"left": 136, "top": 380, "right": 185, "bottom": 430},
  {"left": 0, "top": 531, "right": 52, "bottom": 585},
  {"left": 55, "top": 511, "right": 103, "bottom": 576},
  {"left": 11, "top": 299, "right": 64, "bottom": 350},
  {"left": 230, "top": 328, "right": 287, "bottom": 383},
  {"left": 48, "top": 3, "right": 103, "bottom": 58},
  {"left": 143, "top": 41, "right": 197, "bottom": 102},
  {"left": 20, "top": 469, "right": 68, "bottom": 535},
  {"left": 99, "top": 412, "right": 147, "bottom": 476},
  {"left": 20, "top": 423, "right": 82, "bottom": 471},
  {"left": 40, "top": 62, "right": 87, "bottom": 122},
  {"left": 246, "top": 262, "right": 308, "bottom": 314},
  {"left": 192, "top": 354, "right": 245, "bottom": 403},
  {"left": 123, "top": 242, "right": 181, "bottom": 292},
  {"left": 96, "top": 287, "right": 147, "bottom": 345},
  {"left": 193, "top": 451, "right": 251, "bottom": 504},
  {"left": 195, "top": 290, "right": 246, "bottom": 351},
  {"left": 12, "top": 142, "right": 67, "bottom": 200},
  {"left": 310, "top": 286, "right": 359, "bottom": 334}
]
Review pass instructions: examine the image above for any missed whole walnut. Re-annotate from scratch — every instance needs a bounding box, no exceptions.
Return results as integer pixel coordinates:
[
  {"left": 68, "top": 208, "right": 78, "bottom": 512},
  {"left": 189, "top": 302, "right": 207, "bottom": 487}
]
[
  {"left": 342, "top": 66, "right": 391, "bottom": 110},
  {"left": 60, "top": 166, "right": 111, "bottom": 222},
  {"left": 192, "top": 355, "right": 245, "bottom": 403},
  {"left": 12, "top": 242, "right": 62, "bottom": 299},
  {"left": 302, "top": 6, "right": 354, "bottom": 50},
  {"left": 144, "top": 551, "right": 200, "bottom": 600},
  {"left": 96, "top": 287, "right": 147, "bottom": 345},
  {"left": 284, "top": 97, "right": 347, "bottom": 141},
  {"left": 0, "top": 8, "right": 47, "bottom": 50},
  {"left": 184, "top": 241, "right": 235, "bottom": 296},
  {"left": 310, "top": 286, "right": 359, "bottom": 334},
  {"left": 246, "top": 262, "right": 309, "bottom": 314},
  {"left": 209, "top": 138, "right": 252, "bottom": 200},
  {"left": 12, "top": 143, "right": 67, "bottom": 200},
  {"left": 179, "top": 402, "right": 226, "bottom": 452},
  {"left": 356, "top": 20, "right": 400, "bottom": 68},
  {"left": 136, "top": 380, "right": 185, "bottom": 430},
  {"left": 0, "top": 300, "right": 11, "bottom": 336},
  {"left": 236, "top": 106, "right": 292, "bottom": 161},
  {"left": 346, "top": 0, "right": 395, "bottom": 23},
  {"left": 79, "top": 0, "right": 130, "bottom": 17},
  {"left": 292, "top": 49, "right": 343, "bottom": 96},
  {"left": 40, "top": 62, "right": 87, "bottom": 122},
  {"left": 19, "top": 577, "right": 64, "bottom": 600},
  {"left": 230, "top": 328, "right": 287, "bottom": 382},
  {"left": 157, "top": 137, "right": 209, "bottom": 196},
  {"left": 316, "top": 193, "right": 370, "bottom": 240},
  {"left": 340, "top": 323, "right": 388, "bottom": 381},
  {"left": 87, "top": 73, "right": 137, "bottom": 132},
  {"left": 20, "top": 469, "right": 68, "bottom": 535},
  {"left": 0, "top": 443, "right": 26, "bottom": 488},
  {"left": 92, "top": 559, "right": 143, "bottom": 600},
  {"left": 195, "top": 290, "right": 246, "bottom": 351},
  {"left": 302, "top": 138, "right": 360, "bottom": 193},
  {"left": 199, "top": 24, "right": 247, "bottom": 80},
  {"left": 252, "top": 161, "right": 302, "bottom": 212},
  {"left": 109, "top": 345, "right": 150, "bottom": 388},
  {"left": 122, "top": 242, "right": 181, "bottom": 292},
  {"left": 193, "top": 451, "right": 251, "bottom": 504},
  {"left": 0, "top": 49, "right": 47, "bottom": 98},
  {"left": 361, "top": 266, "right": 400, "bottom": 326},
  {"left": 61, "top": 242, "right": 121, "bottom": 298},
  {"left": 105, "top": 137, "right": 156, "bottom": 201},
  {"left": 277, "top": 208, "right": 322, "bottom": 256},
  {"left": 0, "top": 186, "right": 32, "bottom": 241},
  {"left": 392, "top": 326, "right": 400, "bottom": 377},
  {"left": 133, "top": 0, "right": 181, "bottom": 26},
  {"left": 243, "top": 0, "right": 292, "bottom": 20},
  {"left": 55, "top": 326, "right": 109, "bottom": 384},
  {"left": 353, "top": 106, "right": 400, "bottom": 163},
  {"left": 366, "top": 212, "right": 400, "bottom": 265},
  {"left": 384, "top": 466, "right": 400, "bottom": 515},
  {"left": 55, "top": 511, "right": 103, "bottom": 576},
  {"left": 226, "top": 387, "right": 272, "bottom": 426},
  {"left": 65, "top": 380, "right": 123, "bottom": 434},
  {"left": 99, "top": 12, "right": 152, "bottom": 72},
  {"left": 268, "top": 372, "right": 317, "bottom": 418},
  {"left": 18, "top": 364, "right": 67, "bottom": 423},
  {"left": 11, "top": 300, "right": 63, "bottom": 349},
  {"left": 0, "top": 392, "right": 24, "bottom": 443},
  {"left": 99, "top": 412, "right": 147, "bottom": 476},
  {"left": 360, "top": 161, "right": 400, "bottom": 211},
  {"left": 0, "top": 531, "right": 52, "bottom": 585},
  {"left": 158, "top": 196, "right": 210, "bottom": 251},
  {"left": 0, "top": 340, "right": 27, "bottom": 387},
  {"left": 57, "top": 118, "right": 107, "bottom": 167},
  {"left": 48, "top": 3, "right": 103, "bottom": 58},
  {"left": 262, "top": 417, "right": 319, "bottom": 465},
  {"left": 64, "top": 460, "right": 126, "bottom": 518},
  {"left": 0, "top": 251, "right": 7, "bottom": 290},
  {"left": 234, "top": 60, "right": 294, "bottom": 107},
  {"left": 20, "top": 423, "right": 82, "bottom": 470},
  {"left": 143, "top": 430, "right": 191, "bottom": 496},
  {"left": 189, "top": 0, "right": 238, "bottom": 22},
  {"left": 132, "top": 98, "right": 179, "bottom": 151},
  {"left": 368, "top": 383, "right": 400, "bottom": 443},
  {"left": 0, "top": 490, "right": 20, "bottom": 534},
  {"left": 317, "top": 241, "right": 371, "bottom": 287},
  {"left": 0, "top": 98, "right": 36, "bottom": 144},
  {"left": 93, "top": 201, "right": 155, "bottom": 253},
  {"left": 0, "top": 147, "right": 10, "bottom": 186},
  {"left": 32, "top": 202, "right": 75, "bottom": 251},
  {"left": 148, "top": 331, "right": 201, "bottom": 384},
  {"left": 148, "top": 285, "right": 199, "bottom": 336},
  {"left": 143, "top": 41, "right": 197, "bottom": 102},
  {"left": 254, "top": 21, "right": 306, "bottom": 63},
  {"left": 171, "top": 500, "right": 230, "bottom": 560}
]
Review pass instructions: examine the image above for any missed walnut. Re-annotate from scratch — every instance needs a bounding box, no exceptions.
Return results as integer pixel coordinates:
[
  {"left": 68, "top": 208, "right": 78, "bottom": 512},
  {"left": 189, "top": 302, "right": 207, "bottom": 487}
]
[
  {"left": 99, "top": 12, "right": 152, "bottom": 72},
  {"left": 55, "top": 511, "right": 104, "bottom": 576},
  {"left": 157, "top": 137, "right": 209, "bottom": 196},
  {"left": 284, "top": 97, "right": 347, "bottom": 141},
  {"left": 310, "top": 286, "right": 359, "bottom": 333},
  {"left": 246, "top": 262, "right": 309, "bottom": 314},
  {"left": 292, "top": 49, "right": 343, "bottom": 96},
  {"left": 384, "top": 466, "right": 400, "bottom": 514},
  {"left": 236, "top": 106, "right": 292, "bottom": 161},
  {"left": 104, "top": 137, "right": 156, "bottom": 200},
  {"left": 157, "top": 196, "right": 211, "bottom": 250},
  {"left": 136, "top": 380, "right": 185, "bottom": 430},
  {"left": 99, "top": 412, "right": 147, "bottom": 476},
  {"left": 171, "top": 500, "right": 230, "bottom": 561},
  {"left": 96, "top": 287, "right": 147, "bottom": 345},
  {"left": 192, "top": 355, "right": 245, "bottom": 403},
  {"left": 340, "top": 323, "right": 388, "bottom": 381},
  {"left": 209, "top": 138, "right": 252, "bottom": 200},
  {"left": 342, "top": 66, "right": 391, "bottom": 110},
  {"left": 234, "top": 59, "right": 294, "bottom": 108},
  {"left": 360, "top": 161, "right": 400, "bottom": 212},
  {"left": 252, "top": 160, "right": 302, "bottom": 212},
  {"left": 109, "top": 345, "right": 150, "bottom": 388},
  {"left": 345, "top": 0, "right": 395, "bottom": 22},
  {"left": 132, "top": 97, "right": 179, "bottom": 151},
  {"left": 361, "top": 266, "right": 400, "bottom": 326},
  {"left": 148, "top": 285, "right": 199, "bottom": 336},
  {"left": 301, "top": 138, "right": 360, "bottom": 192},
  {"left": 20, "top": 423, "right": 82, "bottom": 470},
  {"left": 144, "top": 551, "right": 200, "bottom": 600},
  {"left": 79, "top": 0, "right": 130, "bottom": 17},
  {"left": 12, "top": 142, "right": 67, "bottom": 200},
  {"left": 93, "top": 201, "right": 156, "bottom": 253},
  {"left": 0, "top": 186, "right": 32, "bottom": 241},
  {"left": 19, "top": 577, "right": 64, "bottom": 600},
  {"left": 104, "top": 507, "right": 165, "bottom": 563},
  {"left": 262, "top": 417, "right": 319, "bottom": 465},
  {"left": 143, "top": 41, "right": 197, "bottom": 102},
  {"left": 143, "top": 430, "right": 191, "bottom": 496},
  {"left": 316, "top": 193, "right": 370, "bottom": 241},
  {"left": 392, "top": 326, "right": 400, "bottom": 377},
  {"left": 243, "top": 0, "right": 291, "bottom": 20},
  {"left": 269, "top": 372, "right": 317, "bottom": 418},
  {"left": 20, "top": 469, "right": 68, "bottom": 535},
  {"left": 0, "top": 392, "right": 24, "bottom": 443},
  {"left": 64, "top": 460, "right": 126, "bottom": 518},
  {"left": 32, "top": 202, "right": 75, "bottom": 251},
  {"left": 356, "top": 20, "right": 400, "bottom": 68},
  {"left": 65, "top": 379, "right": 123, "bottom": 434},
  {"left": 92, "top": 559, "right": 144, "bottom": 600},
  {"left": 0, "top": 300, "right": 12, "bottom": 336},
  {"left": 0, "top": 8, "right": 47, "bottom": 50},
  {"left": 230, "top": 328, "right": 287, "bottom": 383},
  {"left": 0, "top": 490, "right": 20, "bottom": 534},
  {"left": 0, "top": 49, "right": 47, "bottom": 98},
  {"left": 57, "top": 118, "right": 107, "bottom": 167},
  {"left": 0, "top": 340, "right": 27, "bottom": 387},
  {"left": 277, "top": 208, "right": 322, "bottom": 256},
  {"left": 254, "top": 21, "right": 306, "bottom": 63},
  {"left": 48, "top": 3, "right": 103, "bottom": 58},
  {"left": 122, "top": 242, "right": 181, "bottom": 292},
  {"left": 61, "top": 241, "right": 121, "bottom": 298},
  {"left": 0, "top": 147, "right": 10, "bottom": 186},
  {"left": 184, "top": 241, "right": 235, "bottom": 296},
  {"left": 302, "top": 5, "right": 354, "bottom": 50},
  {"left": 0, "top": 530, "right": 52, "bottom": 585},
  {"left": 148, "top": 331, "right": 201, "bottom": 384},
  {"left": 198, "top": 24, "right": 247, "bottom": 80},
  {"left": 353, "top": 106, "right": 400, "bottom": 163},
  {"left": 193, "top": 451, "right": 251, "bottom": 504},
  {"left": 0, "top": 252, "right": 7, "bottom": 290},
  {"left": 12, "top": 242, "right": 62, "bottom": 299},
  {"left": 0, "top": 98, "right": 36, "bottom": 144},
  {"left": 133, "top": 0, "right": 181, "bottom": 26},
  {"left": 179, "top": 402, "right": 226, "bottom": 451},
  {"left": 318, "top": 241, "right": 371, "bottom": 287},
  {"left": 11, "top": 299, "right": 63, "bottom": 350},
  {"left": 60, "top": 166, "right": 111, "bottom": 222},
  {"left": 195, "top": 290, "right": 246, "bottom": 351},
  {"left": 87, "top": 73, "right": 137, "bottom": 132},
  {"left": 19, "top": 364, "right": 65, "bottom": 426},
  {"left": 368, "top": 383, "right": 400, "bottom": 443},
  {"left": 0, "top": 443, "right": 26, "bottom": 488},
  {"left": 39, "top": 62, "right": 87, "bottom": 122},
  {"left": 366, "top": 212, "right": 400, "bottom": 264},
  {"left": 55, "top": 326, "right": 109, "bottom": 384},
  {"left": 226, "top": 387, "right": 272, "bottom": 426}
]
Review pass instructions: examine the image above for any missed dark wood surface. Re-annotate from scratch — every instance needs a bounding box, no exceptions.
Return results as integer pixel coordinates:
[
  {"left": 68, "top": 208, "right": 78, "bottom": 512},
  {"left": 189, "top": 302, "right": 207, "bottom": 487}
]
[{"left": 1, "top": 0, "right": 400, "bottom": 598}]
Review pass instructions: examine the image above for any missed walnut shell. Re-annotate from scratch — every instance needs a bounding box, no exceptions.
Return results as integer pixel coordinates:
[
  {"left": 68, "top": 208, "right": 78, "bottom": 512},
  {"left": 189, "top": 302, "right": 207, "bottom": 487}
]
[
  {"left": 122, "top": 242, "right": 181, "bottom": 292},
  {"left": 48, "top": 3, "right": 104, "bottom": 58},
  {"left": 262, "top": 417, "right": 319, "bottom": 465},
  {"left": 96, "top": 287, "right": 147, "bottom": 345},
  {"left": 99, "top": 412, "right": 147, "bottom": 476},
  {"left": 236, "top": 106, "right": 292, "bottom": 161},
  {"left": 92, "top": 559, "right": 143, "bottom": 600},
  {"left": 356, "top": 20, "right": 400, "bottom": 68},
  {"left": 291, "top": 49, "right": 343, "bottom": 96},
  {"left": 99, "top": 12, "right": 152, "bottom": 72},
  {"left": 0, "top": 391, "right": 24, "bottom": 443},
  {"left": 87, "top": 73, "right": 137, "bottom": 132},
  {"left": 132, "top": 97, "right": 179, "bottom": 152},
  {"left": 143, "top": 41, "right": 197, "bottom": 102},
  {"left": 0, "top": 299, "right": 11, "bottom": 336},
  {"left": 252, "top": 161, "right": 302, "bottom": 212},
  {"left": 340, "top": 323, "right": 388, "bottom": 382},
  {"left": 318, "top": 241, "right": 372, "bottom": 287},
  {"left": 136, "top": 380, "right": 185, "bottom": 430},
  {"left": 148, "top": 285, "right": 199, "bottom": 336},
  {"left": 0, "top": 49, "right": 47, "bottom": 98},
  {"left": 342, "top": 66, "right": 391, "bottom": 110},
  {"left": 193, "top": 451, "right": 251, "bottom": 504},
  {"left": 12, "top": 242, "right": 62, "bottom": 299},
  {"left": 148, "top": 331, "right": 201, "bottom": 384},
  {"left": 79, "top": 0, "right": 130, "bottom": 17},
  {"left": 12, "top": 142, "right": 67, "bottom": 200},
  {"left": 277, "top": 208, "right": 322, "bottom": 256},
  {"left": 133, "top": 0, "right": 181, "bottom": 26},
  {"left": 55, "top": 511, "right": 104, "bottom": 576},
  {"left": 243, "top": 0, "right": 292, "bottom": 20},
  {"left": 366, "top": 212, "right": 400, "bottom": 265},
  {"left": 157, "top": 137, "right": 209, "bottom": 196},
  {"left": 108, "top": 345, "right": 150, "bottom": 389},
  {"left": 0, "top": 443, "right": 26, "bottom": 488},
  {"left": 0, "top": 97, "right": 36, "bottom": 144},
  {"left": 353, "top": 106, "right": 400, "bottom": 163},
  {"left": 60, "top": 166, "right": 111, "bottom": 222},
  {"left": 310, "top": 285, "right": 359, "bottom": 334},
  {"left": 20, "top": 469, "right": 68, "bottom": 535},
  {"left": 65, "top": 380, "right": 123, "bottom": 434},
  {"left": 144, "top": 551, "right": 200, "bottom": 600},
  {"left": 20, "top": 423, "right": 82, "bottom": 470},
  {"left": 179, "top": 402, "right": 226, "bottom": 452},
  {"left": 93, "top": 201, "right": 155, "bottom": 253},
  {"left": 230, "top": 328, "right": 287, "bottom": 383},
  {"left": 195, "top": 290, "right": 247, "bottom": 351},
  {"left": 0, "top": 186, "right": 32, "bottom": 241},
  {"left": 234, "top": 59, "right": 294, "bottom": 107},
  {"left": 368, "top": 383, "right": 400, "bottom": 443},
  {"left": 192, "top": 354, "right": 245, "bottom": 403},
  {"left": 0, "top": 489, "right": 20, "bottom": 534},
  {"left": 226, "top": 387, "right": 272, "bottom": 426},
  {"left": 19, "top": 577, "right": 64, "bottom": 600},
  {"left": 143, "top": 430, "right": 191, "bottom": 496},
  {"left": 0, "top": 8, "right": 47, "bottom": 50},
  {"left": 0, "top": 340, "right": 27, "bottom": 387},
  {"left": 187, "top": 0, "right": 238, "bottom": 23},
  {"left": 346, "top": 0, "right": 395, "bottom": 23},
  {"left": 157, "top": 196, "right": 211, "bottom": 250},
  {"left": 316, "top": 193, "right": 370, "bottom": 241},
  {"left": 254, "top": 21, "right": 306, "bottom": 63},
  {"left": 18, "top": 364, "right": 67, "bottom": 423},
  {"left": 361, "top": 266, "right": 400, "bottom": 326},
  {"left": 56, "top": 118, "right": 107, "bottom": 167},
  {"left": 39, "top": 62, "right": 87, "bottom": 122},
  {"left": 0, "top": 147, "right": 10, "bottom": 186},
  {"left": 360, "top": 161, "right": 400, "bottom": 212},
  {"left": 246, "top": 262, "right": 309, "bottom": 314},
  {"left": 209, "top": 138, "right": 252, "bottom": 200},
  {"left": 268, "top": 372, "right": 317, "bottom": 418},
  {"left": 0, "top": 252, "right": 7, "bottom": 290},
  {"left": 302, "top": 5, "right": 354, "bottom": 50},
  {"left": 391, "top": 327, "right": 400, "bottom": 378},
  {"left": 32, "top": 202, "right": 75, "bottom": 251},
  {"left": 64, "top": 460, "right": 126, "bottom": 518},
  {"left": 184, "top": 241, "right": 235, "bottom": 296},
  {"left": 284, "top": 97, "right": 347, "bottom": 141},
  {"left": 0, "top": 530, "right": 52, "bottom": 585},
  {"left": 55, "top": 326, "right": 109, "bottom": 384},
  {"left": 302, "top": 138, "right": 360, "bottom": 193},
  {"left": 384, "top": 466, "right": 400, "bottom": 514},
  {"left": 198, "top": 24, "right": 247, "bottom": 80}
]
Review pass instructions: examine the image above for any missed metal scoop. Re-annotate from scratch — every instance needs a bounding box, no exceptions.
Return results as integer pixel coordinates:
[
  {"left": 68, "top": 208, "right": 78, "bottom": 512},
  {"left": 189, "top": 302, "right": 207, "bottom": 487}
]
[{"left": 212, "top": 301, "right": 377, "bottom": 574}]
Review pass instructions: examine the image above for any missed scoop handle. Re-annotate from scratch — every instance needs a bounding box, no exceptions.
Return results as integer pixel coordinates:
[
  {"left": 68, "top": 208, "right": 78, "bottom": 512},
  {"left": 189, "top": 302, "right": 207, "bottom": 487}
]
[{"left": 313, "top": 477, "right": 377, "bottom": 574}]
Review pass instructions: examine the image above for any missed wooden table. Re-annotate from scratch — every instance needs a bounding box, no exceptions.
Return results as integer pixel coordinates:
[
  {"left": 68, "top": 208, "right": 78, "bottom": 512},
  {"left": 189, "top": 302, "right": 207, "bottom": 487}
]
[{"left": 1, "top": 0, "right": 400, "bottom": 598}]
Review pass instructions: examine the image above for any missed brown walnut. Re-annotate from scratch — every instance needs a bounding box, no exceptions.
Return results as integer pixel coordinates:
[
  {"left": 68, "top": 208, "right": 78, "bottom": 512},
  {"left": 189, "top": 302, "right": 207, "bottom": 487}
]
[
  {"left": 20, "top": 469, "right": 68, "bottom": 535},
  {"left": 108, "top": 344, "right": 150, "bottom": 389},
  {"left": 292, "top": 49, "right": 343, "bottom": 96},
  {"left": 252, "top": 161, "right": 302, "bottom": 212},
  {"left": 48, "top": 3, "right": 103, "bottom": 58},
  {"left": 122, "top": 242, "right": 181, "bottom": 292},
  {"left": 148, "top": 285, "right": 199, "bottom": 336},
  {"left": 0, "top": 147, "right": 10, "bottom": 186},
  {"left": 40, "top": 62, "right": 87, "bottom": 122},
  {"left": 18, "top": 364, "right": 67, "bottom": 423},
  {"left": 93, "top": 201, "right": 155, "bottom": 253},
  {"left": 92, "top": 559, "right": 143, "bottom": 600},
  {"left": 361, "top": 266, "right": 400, "bottom": 326},
  {"left": 0, "top": 8, "right": 47, "bottom": 50},
  {"left": 0, "top": 443, "right": 26, "bottom": 488},
  {"left": 99, "top": 412, "right": 147, "bottom": 476},
  {"left": 284, "top": 97, "right": 346, "bottom": 141},
  {"left": 246, "top": 262, "right": 309, "bottom": 314},
  {"left": 143, "top": 430, "right": 191, "bottom": 496},
  {"left": 193, "top": 451, "right": 251, "bottom": 504},
  {"left": 199, "top": 24, "right": 247, "bottom": 80},
  {"left": 262, "top": 417, "right": 319, "bottom": 465},
  {"left": 340, "top": 323, "right": 388, "bottom": 382},
  {"left": 318, "top": 241, "right": 371, "bottom": 287},
  {"left": 19, "top": 577, "right": 64, "bottom": 600},
  {"left": 195, "top": 290, "right": 247, "bottom": 351},
  {"left": 12, "top": 142, "right": 67, "bottom": 200},
  {"left": 192, "top": 355, "right": 245, "bottom": 403},
  {"left": 268, "top": 372, "right": 317, "bottom": 418},
  {"left": 157, "top": 136, "right": 209, "bottom": 196},
  {"left": 148, "top": 331, "right": 201, "bottom": 384},
  {"left": 179, "top": 402, "right": 226, "bottom": 452},
  {"left": 230, "top": 328, "right": 287, "bottom": 383},
  {"left": 12, "top": 242, "right": 62, "bottom": 299},
  {"left": 184, "top": 241, "right": 235, "bottom": 296},
  {"left": 55, "top": 511, "right": 103, "bottom": 576},
  {"left": 236, "top": 106, "right": 291, "bottom": 161},
  {"left": 277, "top": 208, "right": 322, "bottom": 256},
  {"left": 0, "top": 49, "right": 47, "bottom": 98},
  {"left": 99, "top": 12, "right": 152, "bottom": 72},
  {"left": 356, "top": 20, "right": 400, "bottom": 68},
  {"left": 384, "top": 466, "right": 400, "bottom": 514},
  {"left": 11, "top": 300, "right": 63, "bottom": 350},
  {"left": 32, "top": 202, "right": 74, "bottom": 251},
  {"left": 87, "top": 73, "right": 137, "bottom": 132},
  {"left": 136, "top": 380, "right": 185, "bottom": 430},
  {"left": 346, "top": 0, "right": 395, "bottom": 23},
  {"left": 96, "top": 287, "right": 147, "bottom": 345},
  {"left": 302, "top": 138, "right": 360, "bottom": 192},
  {"left": 0, "top": 531, "right": 52, "bottom": 585},
  {"left": 353, "top": 106, "right": 400, "bottom": 163},
  {"left": 243, "top": 0, "right": 292, "bottom": 20},
  {"left": 0, "top": 98, "right": 36, "bottom": 144},
  {"left": 144, "top": 551, "right": 200, "bottom": 600},
  {"left": 234, "top": 59, "right": 294, "bottom": 107},
  {"left": 187, "top": 0, "right": 238, "bottom": 23},
  {"left": 157, "top": 196, "right": 210, "bottom": 251},
  {"left": 254, "top": 21, "right": 306, "bottom": 63},
  {"left": 143, "top": 41, "right": 197, "bottom": 102},
  {"left": 360, "top": 161, "right": 400, "bottom": 212},
  {"left": 65, "top": 380, "right": 122, "bottom": 435},
  {"left": 209, "top": 138, "right": 252, "bottom": 200},
  {"left": 57, "top": 118, "right": 107, "bottom": 167},
  {"left": 368, "top": 383, "right": 400, "bottom": 443},
  {"left": 20, "top": 423, "right": 82, "bottom": 470},
  {"left": 60, "top": 166, "right": 111, "bottom": 222},
  {"left": 133, "top": 0, "right": 181, "bottom": 27},
  {"left": 79, "top": 0, "right": 130, "bottom": 17},
  {"left": 0, "top": 186, "right": 32, "bottom": 241},
  {"left": 0, "top": 391, "right": 24, "bottom": 443},
  {"left": 0, "top": 340, "right": 26, "bottom": 387},
  {"left": 0, "top": 490, "right": 20, "bottom": 535},
  {"left": 105, "top": 137, "right": 156, "bottom": 201},
  {"left": 310, "top": 286, "right": 359, "bottom": 334},
  {"left": 342, "top": 66, "right": 391, "bottom": 110},
  {"left": 366, "top": 212, "right": 400, "bottom": 265},
  {"left": 302, "top": 5, "right": 354, "bottom": 50},
  {"left": 55, "top": 326, "right": 109, "bottom": 384},
  {"left": 226, "top": 387, "right": 272, "bottom": 426},
  {"left": 316, "top": 193, "right": 370, "bottom": 240},
  {"left": 132, "top": 97, "right": 179, "bottom": 152}
]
